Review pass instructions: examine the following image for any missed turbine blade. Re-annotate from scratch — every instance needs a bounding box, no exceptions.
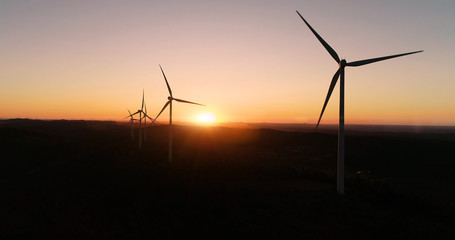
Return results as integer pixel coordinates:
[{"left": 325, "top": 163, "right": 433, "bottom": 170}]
[
  {"left": 159, "top": 65, "right": 173, "bottom": 97},
  {"left": 154, "top": 101, "right": 170, "bottom": 122},
  {"left": 316, "top": 69, "right": 341, "bottom": 129},
  {"left": 141, "top": 89, "right": 145, "bottom": 110},
  {"left": 143, "top": 113, "right": 154, "bottom": 122},
  {"left": 296, "top": 10, "right": 340, "bottom": 63},
  {"left": 346, "top": 50, "right": 423, "bottom": 67},
  {"left": 125, "top": 109, "right": 134, "bottom": 118},
  {"left": 173, "top": 98, "right": 205, "bottom": 106}
]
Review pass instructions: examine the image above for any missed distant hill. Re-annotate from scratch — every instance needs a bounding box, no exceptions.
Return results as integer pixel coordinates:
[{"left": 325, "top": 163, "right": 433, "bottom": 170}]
[{"left": 218, "top": 121, "right": 455, "bottom": 134}]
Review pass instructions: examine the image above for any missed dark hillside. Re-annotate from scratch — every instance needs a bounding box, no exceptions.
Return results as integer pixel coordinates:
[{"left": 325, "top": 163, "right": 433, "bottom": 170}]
[{"left": 1, "top": 119, "right": 454, "bottom": 239}]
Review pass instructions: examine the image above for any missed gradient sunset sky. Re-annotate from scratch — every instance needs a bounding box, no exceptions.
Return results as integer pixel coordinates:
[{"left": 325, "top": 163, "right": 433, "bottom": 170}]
[{"left": 1, "top": 0, "right": 454, "bottom": 125}]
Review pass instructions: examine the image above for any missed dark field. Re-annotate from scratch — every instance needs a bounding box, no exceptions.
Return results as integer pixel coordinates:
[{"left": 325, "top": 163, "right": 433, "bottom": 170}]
[{"left": 1, "top": 119, "right": 454, "bottom": 239}]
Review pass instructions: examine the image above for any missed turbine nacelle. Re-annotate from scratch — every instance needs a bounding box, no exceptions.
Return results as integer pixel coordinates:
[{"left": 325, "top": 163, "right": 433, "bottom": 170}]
[{"left": 339, "top": 59, "right": 347, "bottom": 68}]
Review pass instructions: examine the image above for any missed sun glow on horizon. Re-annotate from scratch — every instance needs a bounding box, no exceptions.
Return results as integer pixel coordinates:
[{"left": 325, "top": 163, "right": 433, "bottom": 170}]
[{"left": 198, "top": 112, "right": 216, "bottom": 123}]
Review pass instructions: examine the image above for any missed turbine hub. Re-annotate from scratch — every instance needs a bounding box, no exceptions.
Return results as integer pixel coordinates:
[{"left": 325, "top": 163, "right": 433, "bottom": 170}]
[
  {"left": 168, "top": 96, "right": 173, "bottom": 101},
  {"left": 339, "top": 59, "right": 347, "bottom": 68}
]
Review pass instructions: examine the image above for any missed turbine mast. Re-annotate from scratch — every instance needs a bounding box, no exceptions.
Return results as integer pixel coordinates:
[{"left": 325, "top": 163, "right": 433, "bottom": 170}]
[
  {"left": 338, "top": 66, "right": 345, "bottom": 195},
  {"left": 139, "top": 111, "right": 142, "bottom": 150},
  {"left": 131, "top": 120, "right": 134, "bottom": 141},
  {"left": 169, "top": 100, "right": 173, "bottom": 162},
  {"left": 144, "top": 104, "right": 147, "bottom": 142}
]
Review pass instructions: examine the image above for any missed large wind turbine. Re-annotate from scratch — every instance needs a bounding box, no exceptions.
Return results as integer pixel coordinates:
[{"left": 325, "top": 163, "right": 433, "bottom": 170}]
[
  {"left": 154, "top": 65, "right": 205, "bottom": 162},
  {"left": 296, "top": 10, "right": 422, "bottom": 195},
  {"left": 131, "top": 90, "right": 154, "bottom": 150}
]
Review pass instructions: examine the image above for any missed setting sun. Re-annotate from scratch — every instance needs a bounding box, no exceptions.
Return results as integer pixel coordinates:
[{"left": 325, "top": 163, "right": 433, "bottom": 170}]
[{"left": 198, "top": 112, "right": 216, "bottom": 123}]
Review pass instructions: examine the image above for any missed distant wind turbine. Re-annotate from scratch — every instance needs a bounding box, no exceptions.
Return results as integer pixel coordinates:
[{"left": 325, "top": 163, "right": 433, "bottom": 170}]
[
  {"left": 296, "top": 10, "right": 422, "bottom": 195},
  {"left": 130, "top": 90, "right": 154, "bottom": 150},
  {"left": 125, "top": 109, "right": 137, "bottom": 141},
  {"left": 153, "top": 65, "right": 205, "bottom": 162}
]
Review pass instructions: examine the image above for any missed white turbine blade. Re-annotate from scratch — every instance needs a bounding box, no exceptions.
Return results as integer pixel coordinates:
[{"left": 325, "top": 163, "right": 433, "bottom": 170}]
[
  {"left": 316, "top": 69, "right": 341, "bottom": 129},
  {"left": 296, "top": 10, "right": 340, "bottom": 63},
  {"left": 346, "top": 50, "right": 423, "bottom": 67},
  {"left": 154, "top": 101, "right": 170, "bottom": 122},
  {"left": 173, "top": 98, "right": 205, "bottom": 106},
  {"left": 159, "top": 65, "right": 173, "bottom": 97}
]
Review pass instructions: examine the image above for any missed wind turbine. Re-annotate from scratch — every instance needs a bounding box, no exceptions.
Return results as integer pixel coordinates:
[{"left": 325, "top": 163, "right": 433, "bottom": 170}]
[
  {"left": 154, "top": 65, "right": 205, "bottom": 162},
  {"left": 296, "top": 10, "right": 422, "bottom": 195},
  {"left": 131, "top": 90, "right": 155, "bottom": 150},
  {"left": 125, "top": 109, "right": 137, "bottom": 141}
]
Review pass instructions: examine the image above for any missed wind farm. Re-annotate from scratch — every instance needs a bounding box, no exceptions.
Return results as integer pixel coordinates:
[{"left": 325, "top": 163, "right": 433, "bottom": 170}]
[
  {"left": 128, "top": 90, "right": 155, "bottom": 150},
  {"left": 1, "top": 1, "right": 455, "bottom": 239}
]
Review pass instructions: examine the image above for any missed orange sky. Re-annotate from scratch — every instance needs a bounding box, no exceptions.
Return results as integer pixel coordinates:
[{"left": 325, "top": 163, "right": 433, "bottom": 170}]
[{"left": 1, "top": 0, "right": 455, "bottom": 126}]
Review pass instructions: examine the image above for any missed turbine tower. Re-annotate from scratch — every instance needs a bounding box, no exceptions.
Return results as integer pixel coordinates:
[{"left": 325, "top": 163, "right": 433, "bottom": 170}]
[
  {"left": 296, "top": 10, "right": 422, "bottom": 195},
  {"left": 143, "top": 104, "right": 148, "bottom": 142},
  {"left": 141, "top": 103, "right": 155, "bottom": 142},
  {"left": 125, "top": 109, "right": 137, "bottom": 141},
  {"left": 154, "top": 65, "right": 205, "bottom": 162}
]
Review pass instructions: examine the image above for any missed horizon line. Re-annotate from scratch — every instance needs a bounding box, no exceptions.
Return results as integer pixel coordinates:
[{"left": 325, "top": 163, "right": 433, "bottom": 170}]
[{"left": 2, "top": 118, "right": 455, "bottom": 128}]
